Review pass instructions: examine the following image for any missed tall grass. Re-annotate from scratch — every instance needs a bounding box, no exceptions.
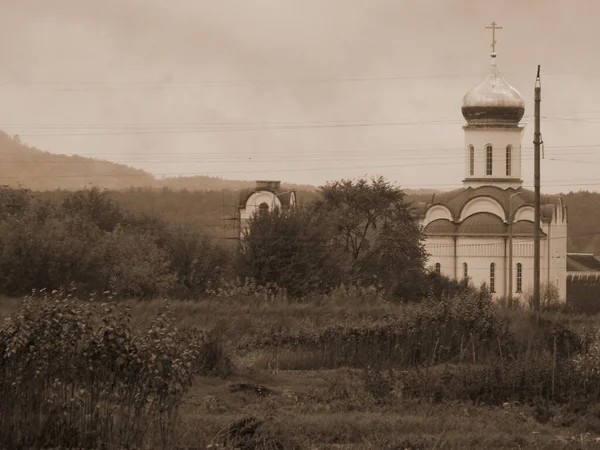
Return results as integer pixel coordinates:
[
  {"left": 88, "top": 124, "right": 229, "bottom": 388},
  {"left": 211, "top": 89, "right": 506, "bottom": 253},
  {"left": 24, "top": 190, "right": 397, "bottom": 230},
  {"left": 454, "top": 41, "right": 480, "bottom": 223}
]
[{"left": 0, "top": 292, "right": 229, "bottom": 449}]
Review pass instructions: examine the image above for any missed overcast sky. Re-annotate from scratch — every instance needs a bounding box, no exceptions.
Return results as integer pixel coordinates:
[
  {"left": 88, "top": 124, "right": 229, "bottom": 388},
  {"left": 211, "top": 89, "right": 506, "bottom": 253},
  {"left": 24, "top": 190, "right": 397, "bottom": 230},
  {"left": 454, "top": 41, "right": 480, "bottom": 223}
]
[{"left": 0, "top": 0, "right": 599, "bottom": 193}]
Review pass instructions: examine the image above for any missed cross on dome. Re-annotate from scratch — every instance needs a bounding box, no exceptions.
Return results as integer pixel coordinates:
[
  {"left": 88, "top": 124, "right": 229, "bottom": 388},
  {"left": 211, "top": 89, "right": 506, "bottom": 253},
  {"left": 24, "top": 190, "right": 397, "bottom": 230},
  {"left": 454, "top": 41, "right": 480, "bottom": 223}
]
[{"left": 485, "top": 21, "right": 503, "bottom": 56}]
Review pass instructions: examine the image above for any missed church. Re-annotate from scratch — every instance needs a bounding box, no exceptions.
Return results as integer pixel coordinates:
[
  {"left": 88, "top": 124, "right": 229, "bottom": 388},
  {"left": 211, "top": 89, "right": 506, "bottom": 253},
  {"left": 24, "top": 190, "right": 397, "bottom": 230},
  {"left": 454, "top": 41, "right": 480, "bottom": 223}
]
[
  {"left": 235, "top": 27, "right": 571, "bottom": 302},
  {"left": 414, "top": 44, "right": 568, "bottom": 301}
]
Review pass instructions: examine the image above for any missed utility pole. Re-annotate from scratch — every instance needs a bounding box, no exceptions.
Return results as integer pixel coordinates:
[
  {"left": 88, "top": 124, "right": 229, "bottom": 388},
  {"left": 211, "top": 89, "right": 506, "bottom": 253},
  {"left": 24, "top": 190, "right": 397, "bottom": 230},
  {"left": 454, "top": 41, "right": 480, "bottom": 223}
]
[{"left": 533, "top": 65, "right": 542, "bottom": 312}]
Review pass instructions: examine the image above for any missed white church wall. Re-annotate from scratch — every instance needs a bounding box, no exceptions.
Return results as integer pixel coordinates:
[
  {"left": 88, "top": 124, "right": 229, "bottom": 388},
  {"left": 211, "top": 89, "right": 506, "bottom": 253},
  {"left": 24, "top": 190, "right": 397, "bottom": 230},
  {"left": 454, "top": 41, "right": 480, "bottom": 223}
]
[
  {"left": 464, "top": 127, "right": 523, "bottom": 180},
  {"left": 456, "top": 237, "right": 507, "bottom": 297},
  {"left": 506, "top": 235, "right": 569, "bottom": 304},
  {"left": 509, "top": 237, "right": 535, "bottom": 301},
  {"left": 424, "top": 237, "right": 456, "bottom": 279},
  {"left": 547, "top": 217, "right": 568, "bottom": 302},
  {"left": 423, "top": 205, "right": 453, "bottom": 227},
  {"left": 239, "top": 191, "right": 282, "bottom": 236},
  {"left": 513, "top": 206, "right": 534, "bottom": 222}
]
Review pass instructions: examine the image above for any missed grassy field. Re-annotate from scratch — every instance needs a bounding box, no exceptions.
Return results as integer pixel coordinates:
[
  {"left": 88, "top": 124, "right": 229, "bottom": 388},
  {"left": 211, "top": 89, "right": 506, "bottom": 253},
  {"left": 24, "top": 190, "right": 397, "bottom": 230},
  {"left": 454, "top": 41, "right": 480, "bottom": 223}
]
[
  {"left": 3, "top": 293, "right": 600, "bottom": 449},
  {"left": 179, "top": 369, "right": 600, "bottom": 449}
]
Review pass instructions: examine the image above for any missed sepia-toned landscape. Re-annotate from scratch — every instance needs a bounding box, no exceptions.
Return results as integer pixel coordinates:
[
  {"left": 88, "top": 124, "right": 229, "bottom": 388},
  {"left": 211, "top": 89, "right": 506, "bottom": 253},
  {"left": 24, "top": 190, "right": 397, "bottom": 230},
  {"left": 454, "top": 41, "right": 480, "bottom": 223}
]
[{"left": 3, "top": 1, "right": 600, "bottom": 448}]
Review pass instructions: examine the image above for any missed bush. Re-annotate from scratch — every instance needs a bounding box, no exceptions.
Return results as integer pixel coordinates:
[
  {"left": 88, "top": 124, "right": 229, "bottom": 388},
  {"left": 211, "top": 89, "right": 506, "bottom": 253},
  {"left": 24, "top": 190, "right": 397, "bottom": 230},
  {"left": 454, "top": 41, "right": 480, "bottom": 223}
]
[
  {"left": 239, "top": 207, "right": 345, "bottom": 297},
  {"left": 164, "top": 227, "right": 233, "bottom": 297},
  {"left": 94, "top": 225, "right": 177, "bottom": 299},
  {"left": 0, "top": 208, "right": 104, "bottom": 295},
  {"left": 0, "top": 295, "right": 216, "bottom": 449}
]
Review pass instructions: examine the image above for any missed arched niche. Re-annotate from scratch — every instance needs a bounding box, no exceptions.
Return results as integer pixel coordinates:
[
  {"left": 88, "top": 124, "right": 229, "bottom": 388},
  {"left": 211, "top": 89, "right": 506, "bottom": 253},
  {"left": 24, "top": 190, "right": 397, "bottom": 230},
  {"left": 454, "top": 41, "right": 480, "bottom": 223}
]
[
  {"left": 424, "top": 204, "right": 453, "bottom": 227},
  {"left": 459, "top": 196, "right": 506, "bottom": 222},
  {"left": 241, "top": 191, "right": 282, "bottom": 220},
  {"left": 513, "top": 205, "right": 534, "bottom": 222}
]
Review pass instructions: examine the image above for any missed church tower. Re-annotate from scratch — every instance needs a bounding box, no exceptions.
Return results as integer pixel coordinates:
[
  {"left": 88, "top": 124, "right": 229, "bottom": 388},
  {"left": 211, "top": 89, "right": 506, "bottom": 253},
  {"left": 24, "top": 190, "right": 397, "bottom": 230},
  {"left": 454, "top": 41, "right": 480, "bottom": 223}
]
[
  {"left": 416, "top": 22, "right": 568, "bottom": 302},
  {"left": 461, "top": 33, "right": 525, "bottom": 189}
]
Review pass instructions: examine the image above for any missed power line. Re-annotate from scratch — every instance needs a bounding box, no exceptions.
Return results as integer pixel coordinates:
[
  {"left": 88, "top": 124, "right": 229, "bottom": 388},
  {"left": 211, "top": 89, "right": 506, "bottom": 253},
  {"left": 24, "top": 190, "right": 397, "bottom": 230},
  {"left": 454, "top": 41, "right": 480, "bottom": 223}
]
[
  {"left": 1, "top": 115, "right": 598, "bottom": 138},
  {"left": 0, "top": 146, "right": 596, "bottom": 162},
  {"left": 1, "top": 70, "right": 600, "bottom": 89}
]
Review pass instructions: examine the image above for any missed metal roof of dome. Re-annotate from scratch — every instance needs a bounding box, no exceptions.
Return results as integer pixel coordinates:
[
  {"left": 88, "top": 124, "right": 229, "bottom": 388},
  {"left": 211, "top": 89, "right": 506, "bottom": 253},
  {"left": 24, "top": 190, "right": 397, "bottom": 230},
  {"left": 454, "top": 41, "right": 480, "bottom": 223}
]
[
  {"left": 457, "top": 212, "right": 507, "bottom": 235},
  {"left": 424, "top": 219, "right": 456, "bottom": 235},
  {"left": 461, "top": 55, "right": 525, "bottom": 127}
]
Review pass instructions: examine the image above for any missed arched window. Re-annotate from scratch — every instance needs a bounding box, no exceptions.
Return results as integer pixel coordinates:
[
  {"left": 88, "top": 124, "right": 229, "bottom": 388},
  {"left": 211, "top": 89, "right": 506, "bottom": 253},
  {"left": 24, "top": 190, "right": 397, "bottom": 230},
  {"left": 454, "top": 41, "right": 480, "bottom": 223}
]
[
  {"left": 258, "top": 202, "right": 269, "bottom": 216},
  {"left": 516, "top": 263, "right": 522, "bottom": 293},
  {"left": 490, "top": 262, "right": 496, "bottom": 293},
  {"left": 469, "top": 145, "right": 475, "bottom": 176},
  {"left": 486, "top": 145, "right": 493, "bottom": 175},
  {"left": 463, "top": 262, "right": 468, "bottom": 280},
  {"left": 435, "top": 263, "right": 441, "bottom": 275}
]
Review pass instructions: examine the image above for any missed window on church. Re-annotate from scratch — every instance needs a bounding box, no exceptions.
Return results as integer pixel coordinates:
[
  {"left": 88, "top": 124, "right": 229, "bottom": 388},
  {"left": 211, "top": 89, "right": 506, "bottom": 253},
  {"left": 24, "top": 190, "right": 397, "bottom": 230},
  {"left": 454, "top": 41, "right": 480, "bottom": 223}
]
[
  {"left": 463, "top": 262, "right": 468, "bottom": 280},
  {"left": 486, "top": 145, "right": 493, "bottom": 175},
  {"left": 469, "top": 145, "right": 474, "bottom": 176},
  {"left": 435, "top": 263, "right": 441, "bottom": 275},
  {"left": 490, "top": 263, "right": 496, "bottom": 293},
  {"left": 506, "top": 146, "right": 512, "bottom": 176},
  {"left": 516, "top": 263, "right": 522, "bottom": 293}
]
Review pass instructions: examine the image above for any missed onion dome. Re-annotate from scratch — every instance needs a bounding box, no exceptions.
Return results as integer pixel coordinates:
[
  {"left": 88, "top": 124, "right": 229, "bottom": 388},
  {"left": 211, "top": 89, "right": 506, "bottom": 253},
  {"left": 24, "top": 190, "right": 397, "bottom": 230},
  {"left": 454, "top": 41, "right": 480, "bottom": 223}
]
[{"left": 461, "top": 55, "right": 525, "bottom": 126}]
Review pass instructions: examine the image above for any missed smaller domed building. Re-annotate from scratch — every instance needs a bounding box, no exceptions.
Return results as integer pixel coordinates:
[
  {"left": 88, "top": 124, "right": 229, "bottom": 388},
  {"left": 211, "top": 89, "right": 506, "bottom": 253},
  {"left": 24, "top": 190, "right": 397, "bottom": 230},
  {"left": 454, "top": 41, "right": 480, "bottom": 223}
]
[
  {"left": 415, "top": 52, "right": 568, "bottom": 301},
  {"left": 237, "top": 180, "right": 297, "bottom": 238}
]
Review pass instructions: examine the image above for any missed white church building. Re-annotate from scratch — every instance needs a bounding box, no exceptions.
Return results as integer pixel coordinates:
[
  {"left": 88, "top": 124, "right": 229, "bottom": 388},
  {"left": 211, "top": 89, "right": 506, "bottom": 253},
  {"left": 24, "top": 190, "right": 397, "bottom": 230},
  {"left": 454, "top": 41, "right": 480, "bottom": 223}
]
[
  {"left": 415, "top": 51, "right": 568, "bottom": 301},
  {"left": 237, "top": 180, "right": 297, "bottom": 237}
]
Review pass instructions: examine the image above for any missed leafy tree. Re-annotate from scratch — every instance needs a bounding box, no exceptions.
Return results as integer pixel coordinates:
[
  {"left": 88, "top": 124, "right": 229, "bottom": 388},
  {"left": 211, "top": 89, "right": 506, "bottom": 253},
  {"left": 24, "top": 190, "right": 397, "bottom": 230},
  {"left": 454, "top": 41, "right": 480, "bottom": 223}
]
[
  {"left": 164, "top": 226, "right": 233, "bottom": 297},
  {"left": 0, "top": 185, "right": 32, "bottom": 217},
  {"left": 94, "top": 225, "right": 177, "bottom": 299},
  {"left": 62, "top": 187, "right": 124, "bottom": 232},
  {"left": 0, "top": 205, "right": 104, "bottom": 294},
  {"left": 315, "top": 176, "right": 426, "bottom": 298},
  {"left": 239, "top": 207, "right": 344, "bottom": 297}
]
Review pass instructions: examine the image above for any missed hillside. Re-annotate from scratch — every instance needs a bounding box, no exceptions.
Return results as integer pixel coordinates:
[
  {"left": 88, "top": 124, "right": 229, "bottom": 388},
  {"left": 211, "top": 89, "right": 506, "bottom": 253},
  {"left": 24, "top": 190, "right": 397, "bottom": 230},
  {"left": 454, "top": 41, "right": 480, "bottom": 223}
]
[
  {"left": 0, "top": 132, "right": 320, "bottom": 192},
  {"left": 0, "top": 132, "right": 155, "bottom": 191},
  {"left": 4, "top": 132, "right": 600, "bottom": 255}
]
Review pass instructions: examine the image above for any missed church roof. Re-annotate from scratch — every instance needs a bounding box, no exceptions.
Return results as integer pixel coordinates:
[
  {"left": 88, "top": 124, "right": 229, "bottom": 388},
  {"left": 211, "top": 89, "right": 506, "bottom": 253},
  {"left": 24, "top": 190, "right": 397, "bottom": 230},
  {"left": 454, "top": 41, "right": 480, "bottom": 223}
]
[
  {"left": 511, "top": 220, "right": 539, "bottom": 236},
  {"left": 461, "top": 56, "right": 525, "bottom": 127},
  {"left": 411, "top": 201, "right": 428, "bottom": 220},
  {"left": 424, "top": 219, "right": 456, "bottom": 235},
  {"left": 567, "top": 253, "right": 600, "bottom": 272},
  {"left": 238, "top": 188, "right": 295, "bottom": 208},
  {"left": 457, "top": 212, "right": 506, "bottom": 235},
  {"left": 424, "top": 214, "right": 547, "bottom": 238},
  {"left": 423, "top": 186, "right": 560, "bottom": 222},
  {"left": 238, "top": 181, "right": 295, "bottom": 208}
]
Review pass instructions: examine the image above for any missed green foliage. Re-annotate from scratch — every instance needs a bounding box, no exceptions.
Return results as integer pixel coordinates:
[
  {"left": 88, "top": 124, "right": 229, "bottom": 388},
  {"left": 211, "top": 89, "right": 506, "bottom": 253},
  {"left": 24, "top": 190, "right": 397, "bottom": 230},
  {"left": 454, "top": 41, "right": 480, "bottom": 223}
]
[
  {"left": 0, "top": 294, "right": 228, "bottom": 449},
  {"left": 0, "top": 186, "right": 234, "bottom": 299},
  {"left": 315, "top": 176, "right": 427, "bottom": 298},
  {"left": 240, "top": 207, "right": 345, "bottom": 297},
  {"left": 0, "top": 206, "right": 103, "bottom": 294},
  {"left": 61, "top": 187, "right": 125, "bottom": 232},
  {"left": 247, "top": 291, "right": 501, "bottom": 369},
  {"left": 95, "top": 226, "right": 177, "bottom": 299},
  {"left": 165, "top": 226, "right": 233, "bottom": 297}
]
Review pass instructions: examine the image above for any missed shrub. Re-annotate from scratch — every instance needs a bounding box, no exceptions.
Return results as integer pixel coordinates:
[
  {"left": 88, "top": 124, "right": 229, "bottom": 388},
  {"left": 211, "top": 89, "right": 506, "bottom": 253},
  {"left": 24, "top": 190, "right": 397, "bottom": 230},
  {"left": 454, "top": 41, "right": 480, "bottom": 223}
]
[
  {"left": 239, "top": 207, "right": 345, "bottom": 298},
  {"left": 164, "top": 227, "right": 233, "bottom": 297},
  {"left": 94, "top": 225, "right": 177, "bottom": 299},
  {"left": 0, "top": 295, "right": 222, "bottom": 449},
  {"left": 61, "top": 187, "right": 125, "bottom": 232},
  {"left": 0, "top": 209, "right": 104, "bottom": 295}
]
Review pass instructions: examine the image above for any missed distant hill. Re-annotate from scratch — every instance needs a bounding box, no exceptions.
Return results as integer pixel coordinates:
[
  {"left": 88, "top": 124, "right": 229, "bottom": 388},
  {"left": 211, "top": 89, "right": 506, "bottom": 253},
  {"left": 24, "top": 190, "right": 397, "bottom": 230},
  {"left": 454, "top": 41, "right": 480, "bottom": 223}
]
[
  {"left": 157, "top": 175, "right": 316, "bottom": 192},
  {"left": 0, "top": 132, "right": 320, "bottom": 192},
  {"left": 0, "top": 132, "right": 155, "bottom": 191},
  {"left": 5, "top": 131, "right": 600, "bottom": 255}
]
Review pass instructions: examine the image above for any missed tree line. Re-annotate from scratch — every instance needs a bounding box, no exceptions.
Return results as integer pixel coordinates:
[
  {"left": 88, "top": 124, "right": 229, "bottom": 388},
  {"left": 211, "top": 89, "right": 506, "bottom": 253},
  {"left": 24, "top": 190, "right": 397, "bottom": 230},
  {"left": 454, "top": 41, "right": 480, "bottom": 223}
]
[{"left": 0, "top": 177, "right": 470, "bottom": 301}]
